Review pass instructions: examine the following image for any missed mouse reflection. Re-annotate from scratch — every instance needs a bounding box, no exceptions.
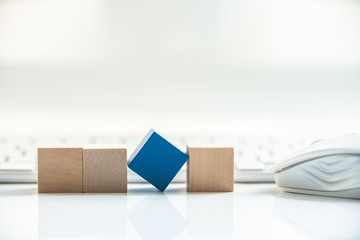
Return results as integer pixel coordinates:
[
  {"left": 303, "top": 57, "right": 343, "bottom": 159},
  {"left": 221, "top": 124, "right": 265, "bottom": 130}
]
[
  {"left": 273, "top": 191, "right": 360, "bottom": 240},
  {"left": 128, "top": 193, "right": 187, "bottom": 239},
  {"left": 38, "top": 194, "right": 127, "bottom": 239},
  {"left": 187, "top": 193, "right": 234, "bottom": 236}
]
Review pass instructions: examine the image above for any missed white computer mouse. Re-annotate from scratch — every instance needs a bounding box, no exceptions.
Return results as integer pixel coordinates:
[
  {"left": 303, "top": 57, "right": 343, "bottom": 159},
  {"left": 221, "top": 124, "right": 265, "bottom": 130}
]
[{"left": 273, "top": 134, "right": 360, "bottom": 199}]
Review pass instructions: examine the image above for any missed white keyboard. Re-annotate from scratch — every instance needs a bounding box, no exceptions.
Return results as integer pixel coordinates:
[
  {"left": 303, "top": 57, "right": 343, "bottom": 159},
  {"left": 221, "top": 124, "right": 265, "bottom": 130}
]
[{"left": 0, "top": 135, "right": 309, "bottom": 183}]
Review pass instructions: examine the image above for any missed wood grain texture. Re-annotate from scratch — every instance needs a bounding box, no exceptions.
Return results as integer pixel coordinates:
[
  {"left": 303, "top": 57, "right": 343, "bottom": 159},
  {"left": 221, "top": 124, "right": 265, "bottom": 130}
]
[
  {"left": 38, "top": 146, "right": 83, "bottom": 193},
  {"left": 83, "top": 146, "right": 127, "bottom": 193},
  {"left": 187, "top": 146, "right": 234, "bottom": 192}
]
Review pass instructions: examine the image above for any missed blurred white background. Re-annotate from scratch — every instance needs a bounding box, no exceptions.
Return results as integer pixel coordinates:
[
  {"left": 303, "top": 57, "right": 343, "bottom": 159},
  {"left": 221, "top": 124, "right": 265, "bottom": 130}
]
[{"left": 0, "top": 0, "right": 359, "bottom": 135}]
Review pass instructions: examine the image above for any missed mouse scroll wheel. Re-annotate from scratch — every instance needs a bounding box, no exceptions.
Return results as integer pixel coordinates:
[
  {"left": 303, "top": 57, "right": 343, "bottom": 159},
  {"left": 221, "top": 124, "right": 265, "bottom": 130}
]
[{"left": 310, "top": 139, "right": 323, "bottom": 145}]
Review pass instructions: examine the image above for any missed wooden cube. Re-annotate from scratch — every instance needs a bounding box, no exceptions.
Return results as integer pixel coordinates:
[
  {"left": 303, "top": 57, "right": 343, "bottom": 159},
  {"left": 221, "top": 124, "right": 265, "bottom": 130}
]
[
  {"left": 38, "top": 146, "right": 83, "bottom": 193},
  {"left": 187, "top": 146, "right": 234, "bottom": 192},
  {"left": 83, "top": 145, "right": 127, "bottom": 193}
]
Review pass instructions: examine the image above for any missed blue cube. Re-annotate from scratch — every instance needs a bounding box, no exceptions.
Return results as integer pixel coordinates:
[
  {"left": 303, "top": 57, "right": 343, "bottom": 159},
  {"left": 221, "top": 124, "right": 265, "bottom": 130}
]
[{"left": 128, "top": 129, "right": 188, "bottom": 191}]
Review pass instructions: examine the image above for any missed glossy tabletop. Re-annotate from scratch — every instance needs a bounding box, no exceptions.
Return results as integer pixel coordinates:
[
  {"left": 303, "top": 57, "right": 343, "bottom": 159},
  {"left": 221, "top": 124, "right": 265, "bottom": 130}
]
[{"left": 0, "top": 183, "right": 359, "bottom": 240}]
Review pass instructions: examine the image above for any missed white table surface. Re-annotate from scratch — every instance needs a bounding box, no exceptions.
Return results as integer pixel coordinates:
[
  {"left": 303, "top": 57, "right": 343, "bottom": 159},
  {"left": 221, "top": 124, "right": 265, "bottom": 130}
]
[{"left": 0, "top": 183, "right": 359, "bottom": 240}]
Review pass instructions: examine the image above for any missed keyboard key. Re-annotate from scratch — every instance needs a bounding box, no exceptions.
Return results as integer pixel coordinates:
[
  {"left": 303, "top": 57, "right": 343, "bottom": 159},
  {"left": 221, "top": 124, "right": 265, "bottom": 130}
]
[
  {"left": 257, "top": 152, "right": 277, "bottom": 165},
  {"left": 64, "top": 137, "right": 96, "bottom": 144},
  {"left": 93, "top": 136, "right": 122, "bottom": 144},
  {"left": 0, "top": 162, "right": 35, "bottom": 171},
  {"left": 34, "top": 137, "right": 63, "bottom": 145},
  {"left": 235, "top": 161, "right": 265, "bottom": 171}
]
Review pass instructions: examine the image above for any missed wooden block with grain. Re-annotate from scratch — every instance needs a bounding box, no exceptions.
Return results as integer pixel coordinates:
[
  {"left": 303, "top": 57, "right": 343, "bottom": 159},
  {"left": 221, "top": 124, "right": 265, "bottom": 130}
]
[
  {"left": 83, "top": 145, "right": 127, "bottom": 193},
  {"left": 187, "top": 145, "right": 234, "bottom": 192},
  {"left": 38, "top": 146, "right": 83, "bottom": 193}
]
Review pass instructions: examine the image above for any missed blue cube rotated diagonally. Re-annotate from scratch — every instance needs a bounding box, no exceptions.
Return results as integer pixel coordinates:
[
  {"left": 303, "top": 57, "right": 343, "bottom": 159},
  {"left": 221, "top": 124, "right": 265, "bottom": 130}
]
[{"left": 128, "top": 129, "right": 188, "bottom": 191}]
